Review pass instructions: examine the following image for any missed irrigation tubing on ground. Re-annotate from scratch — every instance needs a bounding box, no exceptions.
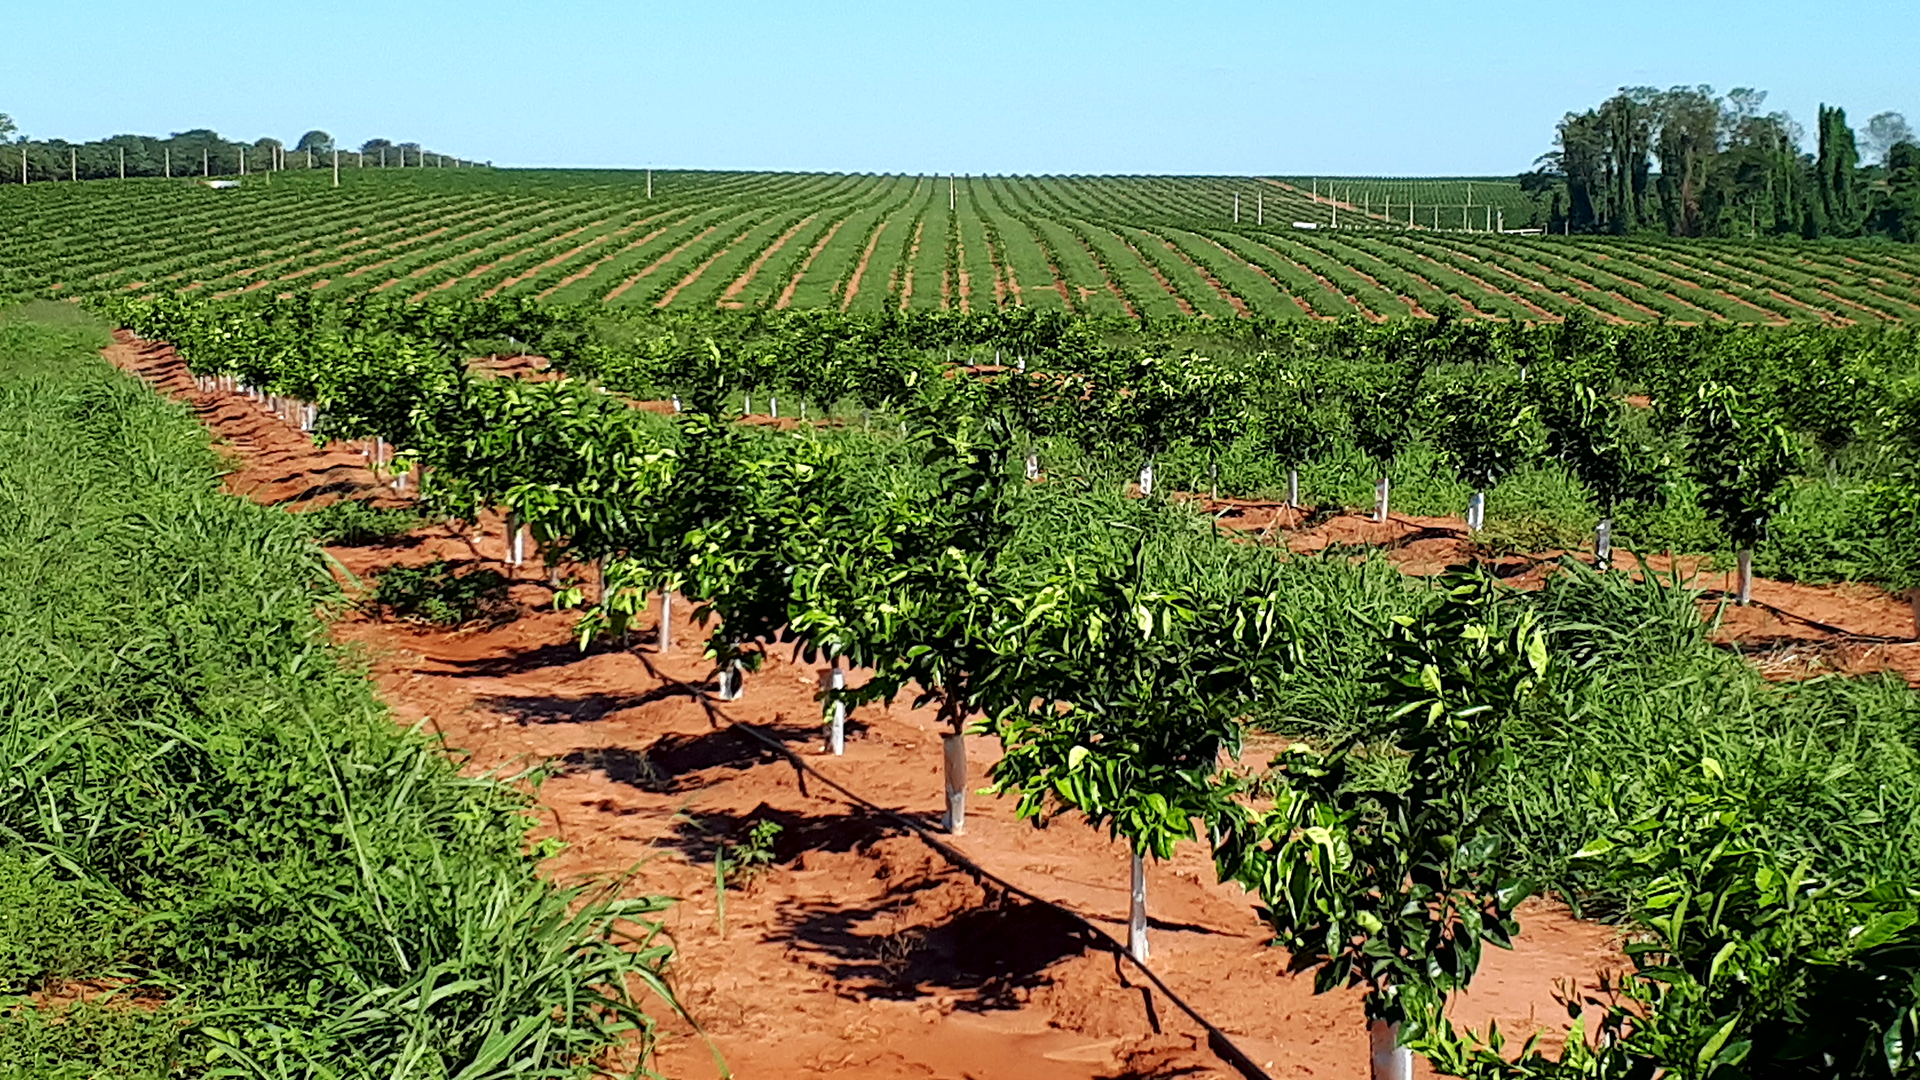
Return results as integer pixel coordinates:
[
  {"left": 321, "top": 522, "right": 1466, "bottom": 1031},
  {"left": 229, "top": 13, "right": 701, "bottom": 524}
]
[{"left": 644, "top": 652, "right": 1276, "bottom": 1080}]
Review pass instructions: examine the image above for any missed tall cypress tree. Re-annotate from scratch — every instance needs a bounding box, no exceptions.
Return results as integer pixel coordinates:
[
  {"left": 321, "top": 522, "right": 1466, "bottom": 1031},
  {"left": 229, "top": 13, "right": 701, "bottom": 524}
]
[{"left": 1816, "top": 104, "right": 1864, "bottom": 237}]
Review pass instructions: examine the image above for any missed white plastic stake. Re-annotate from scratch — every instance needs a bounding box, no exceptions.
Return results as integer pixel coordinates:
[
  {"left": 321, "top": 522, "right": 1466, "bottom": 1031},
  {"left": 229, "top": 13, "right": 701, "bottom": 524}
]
[
  {"left": 769, "top": 394, "right": 778, "bottom": 420},
  {"left": 827, "top": 664, "right": 847, "bottom": 755},
  {"left": 1467, "top": 490, "right": 1486, "bottom": 532},
  {"left": 942, "top": 732, "right": 967, "bottom": 834},
  {"left": 1287, "top": 466, "right": 1300, "bottom": 509},
  {"left": 671, "top": 395, "right": 681, "bottom": 413},
  {"left": 1374, "top": 476, "right": 1391, "bottom": 523},
  {"left": 1369, "top": 1019, "right": 1414, "bottom": 1080},
  {"left": 657, "top": 591, "right": 672, "bottom": 653},
  {"left": 719, "top": 660, "right": 744, "bottom": 701},
  {"left": 1128, "top": 851, "right": 1149, "bottom": 963},
  {"left": 507, "top": 511, "right": 525, "bottom": 566},
  {"left": 1138, "top": 459, "right": 1155, "bottom": 497},
  {"left": 1595, "top": 518, "right": 1613, "bottom": 569},
  {"left": 1736, "top": 548, "right": 1754, "bottom": 606},
  {"left": 1025, "top": 452, "right": 1040, "bottom": 481}
]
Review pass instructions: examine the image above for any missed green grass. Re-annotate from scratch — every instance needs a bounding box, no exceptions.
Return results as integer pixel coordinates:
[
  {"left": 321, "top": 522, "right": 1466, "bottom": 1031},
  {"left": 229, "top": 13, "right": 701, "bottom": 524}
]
[{"left": 0, "top": 317, "right": 676, "bottom": 1078}]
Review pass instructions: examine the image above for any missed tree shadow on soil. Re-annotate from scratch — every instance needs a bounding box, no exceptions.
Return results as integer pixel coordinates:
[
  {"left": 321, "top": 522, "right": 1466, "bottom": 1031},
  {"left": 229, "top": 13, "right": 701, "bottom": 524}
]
[
  {"left": 480, "top": 687, "right": 700, "bottom": 725},
  {"left": 774, "top": 879, "right": 1098, "bottom": 1010},
  {"left": 559, "top": 720, "right": 826, "bottom": 795}
]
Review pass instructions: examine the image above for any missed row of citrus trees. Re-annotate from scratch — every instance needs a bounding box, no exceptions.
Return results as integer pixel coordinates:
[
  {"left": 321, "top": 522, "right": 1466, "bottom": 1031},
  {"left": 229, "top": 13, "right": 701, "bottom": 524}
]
[{"left": 102, "top": 291, "right": 1920, "bottom": 1078}]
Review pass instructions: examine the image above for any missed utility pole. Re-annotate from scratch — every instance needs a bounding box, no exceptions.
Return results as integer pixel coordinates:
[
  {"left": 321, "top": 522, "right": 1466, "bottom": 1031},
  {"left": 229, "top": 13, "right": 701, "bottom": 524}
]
[
  {"left": 949, "top": 174, "right": 955, "bottom": 210},
  {"left": 1257, "top": 190, "right": 1263, "bottom": 226},
  {"left": 1312, "top": 177, "right": 1317, "bottom": 201},
  {"left": 1233, "top": 192, "right": 1239, "bottom": 223},
  {"left": 380, "top": 148, "right": 386, "bottom": 168},
  {"left": 333, "top": 148, "right": 340, "bottom": 187},
  {"left": 203, "top": 148, "right": 209, "bottom": 176},
  {"left": 647, "top": 168, "right": 652, "bottom": 198},
  {"left": 70, "top": 148, "right": 77, "bottom": 181},
  {"left": 118, "top": 147, "right": 124, "bottom": 180},
  {"left": 1332, "top": 198, "right": 1338, "bottom": 228},
  {"left": 165, "top": 148, "right": 170, "bottom": 178},
  {"left": 240, "top": 147, "right": 246, "bottom": 176}
]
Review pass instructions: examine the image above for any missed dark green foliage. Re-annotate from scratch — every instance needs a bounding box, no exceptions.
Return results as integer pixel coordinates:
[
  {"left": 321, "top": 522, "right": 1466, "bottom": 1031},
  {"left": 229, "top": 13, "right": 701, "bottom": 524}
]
[
  {"left": 366, "top": 559, "right": 516, "bottom": 626},
  {"left": 295, "top": 497, "right": 421, "bottom": 544}
]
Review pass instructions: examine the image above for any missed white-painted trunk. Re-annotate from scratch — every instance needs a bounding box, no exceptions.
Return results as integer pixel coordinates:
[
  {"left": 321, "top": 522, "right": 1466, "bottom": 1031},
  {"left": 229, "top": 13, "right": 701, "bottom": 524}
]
[
  {"left": 1287, "top": 466, "right": 1300, "bottom": 509},
  {"left": 827, "top": 665, "right": 847, "bottom": 755},
  {"left": 1374, "top": 476, "right": 1391, "bottom": 523},
  {"left": 942, "top": 732, "right": 968, "bottom": 835},
  {"left": 657, "top": 591, "right": 672, "bottom": 653},
  {"left": 1595, "top": 518, "right": 1613, "bottom": 570},
  {"left": 1736, "top": 548, "right": 1754, "bottom": 606},
  {"left": 1128, "top": 851, "right": 1149, "bottom": 963},
  {"left": 1368, "top": 1020, "right": 1414, "bottom": 1080}
]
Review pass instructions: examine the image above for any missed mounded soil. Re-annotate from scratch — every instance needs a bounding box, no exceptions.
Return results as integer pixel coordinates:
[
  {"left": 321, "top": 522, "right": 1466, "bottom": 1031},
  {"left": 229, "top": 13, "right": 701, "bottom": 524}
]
[{"left": 102, "top": 331, "right": 1918, "bottom": 1077}]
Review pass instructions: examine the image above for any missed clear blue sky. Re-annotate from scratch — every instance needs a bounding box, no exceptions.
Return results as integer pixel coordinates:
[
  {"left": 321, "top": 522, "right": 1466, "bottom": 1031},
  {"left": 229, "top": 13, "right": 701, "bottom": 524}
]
[{"left": 7, "top": 0, "right": 1915, "bottom": 175}]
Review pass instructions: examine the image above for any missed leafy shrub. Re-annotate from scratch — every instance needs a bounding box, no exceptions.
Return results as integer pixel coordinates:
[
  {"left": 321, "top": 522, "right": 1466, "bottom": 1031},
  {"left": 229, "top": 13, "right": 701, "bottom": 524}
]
[
  {"left": 296, "top": 497, "right": 421, "bottom": 545},
  {"left": 366, "top": 559, "right": 515, "bottom": 626}
]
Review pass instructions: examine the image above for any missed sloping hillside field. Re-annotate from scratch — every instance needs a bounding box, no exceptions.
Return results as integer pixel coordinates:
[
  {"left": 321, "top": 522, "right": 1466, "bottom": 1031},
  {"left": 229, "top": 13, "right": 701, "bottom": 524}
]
[{"left": 6, "top": 168, "right": 1920, "bottom": 323}]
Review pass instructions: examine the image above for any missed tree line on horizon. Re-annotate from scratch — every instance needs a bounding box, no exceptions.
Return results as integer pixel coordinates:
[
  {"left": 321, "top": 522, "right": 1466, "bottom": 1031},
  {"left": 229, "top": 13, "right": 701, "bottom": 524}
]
[
  {"left": 1525, "top": 86, "right": 1918, "bottom": 242},
  {"left": 0, "top": 115, "right": 474, "bottom": 181}
]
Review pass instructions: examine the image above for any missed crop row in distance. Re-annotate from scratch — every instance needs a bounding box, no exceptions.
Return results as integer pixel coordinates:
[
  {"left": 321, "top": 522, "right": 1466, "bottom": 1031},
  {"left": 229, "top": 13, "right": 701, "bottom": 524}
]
[{"left": 5, "top": 169, "right": 1918, "bottom": 324}]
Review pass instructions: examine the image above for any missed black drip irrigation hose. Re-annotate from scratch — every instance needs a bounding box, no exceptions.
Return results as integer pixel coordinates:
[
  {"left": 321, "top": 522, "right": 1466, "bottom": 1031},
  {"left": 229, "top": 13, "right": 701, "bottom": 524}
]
[{"left": 649, "top": 654, "right": 1276, "bottom": 1080}]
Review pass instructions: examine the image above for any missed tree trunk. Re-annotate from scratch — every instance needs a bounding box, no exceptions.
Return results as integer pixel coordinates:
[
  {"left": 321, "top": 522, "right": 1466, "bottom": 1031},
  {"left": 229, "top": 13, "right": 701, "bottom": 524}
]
[
  {"left": 718, "top": 659, "right": 744, "bottom": 701},
  {"left": 827, "top": 663, "right": 847, "bottom": 755},
  {"left": 1736, "top": 548, "right": 1754, "bottom": 606},
  {"left": 506, "top": 511, "right": 525, "bottom": 567},
  {"left": 1128, "top": 851, "right": 1149, "bottom": 963},
  {"left": 942, "top": 731, "right": 968, "bottom": 835},
  {"left": 1369, "top": 1020, "right": 1413, "bottom": 1080}
]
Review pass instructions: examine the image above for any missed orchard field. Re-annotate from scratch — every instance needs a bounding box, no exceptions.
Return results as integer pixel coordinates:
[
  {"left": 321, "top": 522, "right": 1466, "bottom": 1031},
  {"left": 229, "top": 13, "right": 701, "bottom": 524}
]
[
  {"left": 7, "top": 163, "right": 1920, "bottom": 1080},
  {"left": 5, "top": 167, "right": 1920, "bottom": 324}
]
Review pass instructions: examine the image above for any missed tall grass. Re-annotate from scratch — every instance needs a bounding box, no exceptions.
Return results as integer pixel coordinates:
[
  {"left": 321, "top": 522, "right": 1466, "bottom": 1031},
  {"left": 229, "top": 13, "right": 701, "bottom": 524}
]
[{"left": 0, "top": 320, "right": 676, "bottom": 1078}]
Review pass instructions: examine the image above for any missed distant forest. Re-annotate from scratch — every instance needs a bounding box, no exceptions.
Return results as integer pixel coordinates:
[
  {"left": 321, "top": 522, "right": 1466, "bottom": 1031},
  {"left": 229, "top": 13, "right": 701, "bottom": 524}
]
[
  {"left": 1527, "top": 87, "right": 1918, "bottom": 242},
  {"left": 0, "top": 117, "right": 472, "bottom": 180}
]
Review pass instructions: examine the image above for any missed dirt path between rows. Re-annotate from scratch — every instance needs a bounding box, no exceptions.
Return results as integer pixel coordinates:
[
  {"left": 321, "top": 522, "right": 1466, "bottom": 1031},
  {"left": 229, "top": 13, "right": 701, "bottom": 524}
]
[{"left": 110, "top": 331, "right": 1879, "bottom": 1080}]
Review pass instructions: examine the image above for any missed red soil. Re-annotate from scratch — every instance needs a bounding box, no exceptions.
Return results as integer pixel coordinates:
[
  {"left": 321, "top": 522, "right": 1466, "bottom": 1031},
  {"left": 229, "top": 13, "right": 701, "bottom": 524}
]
[
  {"left": 604, "top": 224, "right": 722, "bottom": 303},
  {"left": 775, "top": 218, "right": 844, "bottom": 311},
  {"left": 898, "top": 220, "right": 925, "bottom": 312},
  {"left": 656, "top": 224, "right": 759, "bottom": 309},
  {"left": 724, "top": 214, "right": 819, "bottom": 309},
  {"left": 103, "top": 331, "right": 1661, "bottom": 1080},
  {"left": 841, "top": 219, "right": 889, "bottom": 311},
  {"left": 1155, "top": 236, "right": 1249, "bottom": 316},
  {"left": 538, "top": 222, "right": 679, "bottom": 301},
  {"left": 1115, "top": 231, "right": 1197, "bottom": 316}
]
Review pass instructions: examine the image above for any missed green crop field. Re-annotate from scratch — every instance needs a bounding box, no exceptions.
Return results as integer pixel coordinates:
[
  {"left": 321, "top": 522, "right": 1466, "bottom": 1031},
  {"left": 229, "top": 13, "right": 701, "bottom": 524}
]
[{"left": 6, "top": 167, "right": 1919, "bottom": 325}]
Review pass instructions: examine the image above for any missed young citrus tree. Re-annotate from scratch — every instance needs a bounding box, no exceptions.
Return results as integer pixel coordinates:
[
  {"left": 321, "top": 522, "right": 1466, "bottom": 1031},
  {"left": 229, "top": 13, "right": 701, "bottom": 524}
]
[
  {"left": 1422, "top": 372, "right": 1540, "bottom": 532},
  {"left": 978, "top": 550, "right": 1289, "bottom": 962},
  {"left": 1214, "top": 566, "right": 1547, "bottom": 1080},
  {"left": 1669, "top": 382, "right": 1802, "bottom": 605}
]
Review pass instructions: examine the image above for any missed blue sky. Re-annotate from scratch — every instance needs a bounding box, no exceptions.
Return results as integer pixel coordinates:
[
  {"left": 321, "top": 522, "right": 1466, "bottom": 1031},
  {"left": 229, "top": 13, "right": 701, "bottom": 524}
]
[{"left": 7, "top": 0, "right": 1915, "bottom": 175}]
